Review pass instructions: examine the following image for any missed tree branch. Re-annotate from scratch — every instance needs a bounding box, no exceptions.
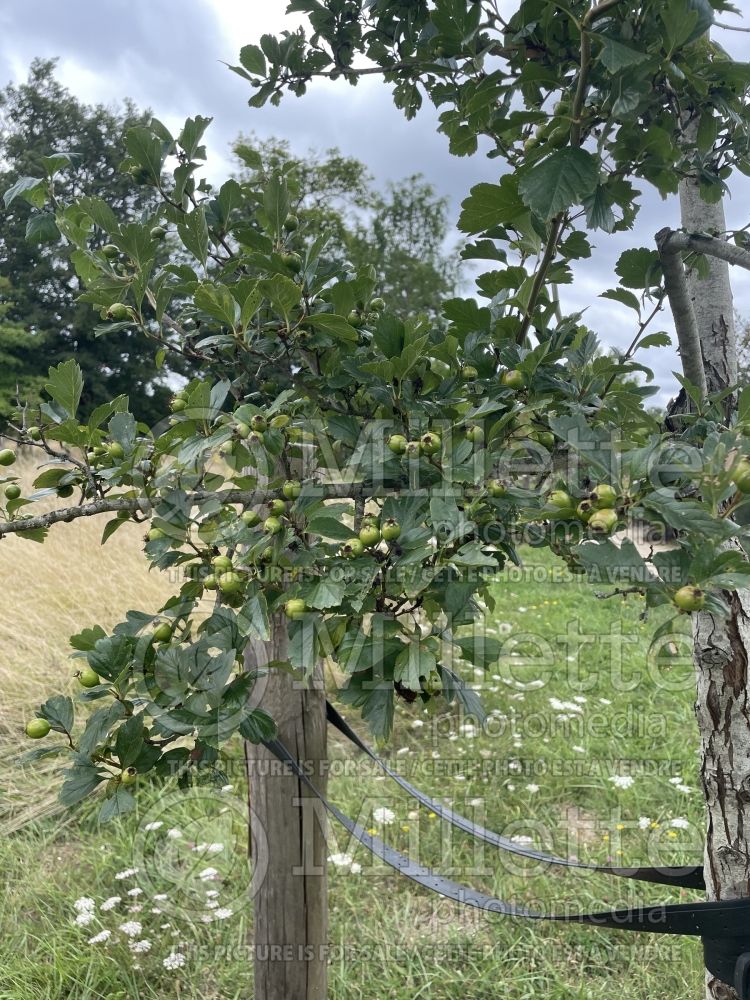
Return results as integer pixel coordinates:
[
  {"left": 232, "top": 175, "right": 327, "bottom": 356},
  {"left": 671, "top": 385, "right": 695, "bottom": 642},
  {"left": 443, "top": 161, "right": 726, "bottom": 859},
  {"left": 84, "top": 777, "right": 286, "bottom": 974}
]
[
  {"left": 0, "top": 482, "right": 391, "bottom": 538},
  {"left": 658, "top": 230, "right": 750, "bottom": 272},
  {"left": 656, "top": 226, "right": 708, "bottom": 403}
]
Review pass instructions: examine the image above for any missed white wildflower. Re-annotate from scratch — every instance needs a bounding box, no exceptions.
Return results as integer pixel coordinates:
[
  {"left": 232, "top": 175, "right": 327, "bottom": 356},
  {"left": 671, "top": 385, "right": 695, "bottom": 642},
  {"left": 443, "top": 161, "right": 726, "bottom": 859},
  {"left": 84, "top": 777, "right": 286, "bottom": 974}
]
[
  {"left": 114, "top": 868, "right": 139, "bottom": 880},
  {"left": 198, "top": 867, "right": 218, "bottom": 881},
  {"left": 214, "top": 907, "right": 233, "bottom": 920},
  {"left": 676, "top": 784, "right": 692, "bottom": 794},
  {"left": 127, "top": 888, "right": 143, "bottom": 897},
  {"left": 130, "top": 939, "right": 152, "bottom": 954},
  {"left": 119, "top": 921, "right": 142, "bottom": 938},
  {"left": 670, "top": 818, "right": 690, "bottom": 829},
  {"left": 638, "top": 817, "right": 651, "bottom": 830},
  {"left": 610, "top": 775, "right": 634, "bottom": 790},
  {"left": 101, "top": 896, "right": 121, "bottom": 911},
  {"left": 166, "top": 829, "right": 182, "bottom": 840},
  {"left": 525, "top": 784, "right": 540, "bottom": 794},
  {"left": 220, "top": 784, "right": 234, "bottom": 793},
  {"left": 87, "top": 930, "right": 111, "bottom": 944},
  {"left": 411, "top": 720, "right": 424, "bottom": 729},
  {"left": 75, "top": 912, "right": 94, "bottom": 927},
  {"left": 373, "top": 807, "right": 395, "bottom": 825},
  {"left": 74, "top": 897, "right": 95, "bottom": 913},
  {"left": 328, "top": 853, "right": 354, "bottom": 868},
  {"left": 153, "top": 894, "right": 168, "bottom": 901},
  {"left": 143, "top": 821, "right": 163, "bottom": 832},
  {"left": 163, "top": 952, "right": 186, "bottom": 970},
  {"left": 350, "top": 862, "right": 362, "bottom": 874}
]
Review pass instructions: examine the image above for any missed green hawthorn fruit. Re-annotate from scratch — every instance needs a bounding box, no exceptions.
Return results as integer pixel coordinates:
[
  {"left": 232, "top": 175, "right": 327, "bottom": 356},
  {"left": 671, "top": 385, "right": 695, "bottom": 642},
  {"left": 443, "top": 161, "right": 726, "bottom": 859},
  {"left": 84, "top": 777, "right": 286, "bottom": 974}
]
[
  {"left": 170, "top": 397, "right": 187, "bottom": 413},
  {"left": 548, "top": 490, "right": 573, "bottom": 510},
  {"left": 27, "top": 426, "right": 41, "bottom": 441},
  {"left": 107, "top": 302, "right": 131, "bottom": 321},
  {"left": 463, "top": 365, "right": 479, "bottom": 380},
  {"left": 531, "top": 430, "right": 555, "bottom": 450},
  {"left": 102, "top": 243, "right": 120, "bottom": 259},
  {"left": 282, "top": 480, "right": 302, "bottom": 500},
  {"left": 281, "top": 251, "right": 302, "bottom": 272},
  {"left": 500, "top": 369, "right": 526, "bottom": 390},
  {"left": 152, "top": 622, "right": 172, "bottom": 643},
  {"left": 487, "top": 479, "right": 507, "bottom": 498},
  {"left": 405, "top": 440, "right": 422, "bottom": 458},
  {"left": 57, "top": 485, "right": 74, "bottom": 499},
  {"left": 423, "top": 670, "right": 443, "bottom": 695},
  {"left": 347, "top": 311, "right": 364, "bottom": 328},
  {"left": 0, "top": 449, "right": 16, "bottom": 467},
  {"left": 25, "top": 718, "right": 51, "bottom": 739},
  {"left": 341, "top": 538, "right": 365, "bottom": 558},
  {"left": 674, "top": 585, "right": 705, "bottom": 613},
  {"left": 284, "top": 214, "right": 299, "bottom": 232},
  {"left": 212, "top": 554, "right": 233, "bottom": 573},
  {"left": 263, "top": 516, "right": 283, "bottom": 535},
  {"left": 217, "top": 571, "right": 244, "bottom": 594},
  {"left": 732, "top": 459, "right": 750, "bottom": 493},
  {"left": 268, "top": 498, "right": 287, "bottom": 517},
  {"left": 78, "top": 666, "right": 101, "bottom": 688},
  {"left": 120, "top": 767, "right": 138, "bottom": 786},
  {"left": 588, "top": 508, "right": 618, "bottom": 534},
  {"left": 370, "top": 297, "right": 386, "bottom": 312},
  {"left": 247, "top": 432, "right": 264, "bottom": 448},
  {"left": 235, "top": 421, "right": 251, "bottom": 437},
  {"left": 116, "top": 510, "right": 131, "bottom": 521},
  {"left": 359, "top": 524, "right": 381, "bottom": 547},
  {"left": 241, "top": 510, "right": 261, "bottom": 527},
  {"left": 150, "top": 225, "right": 166, "bottom": 240},
  {"left": 464, "top": 424, "right": 483, "bottom": 444},
  {"left": 285, "top": 598, "right": 307, "bottom": 620},
  {"left": 591, "top": 484, "right": 618, "bottom": 508},
  {"left": 4, "top": 484, "right": 21, "bottom": 501},
  {"left": 219, "top": 441, "right": 234, "bottom": 457},
  {"left": 250, "top": 414, "right": 268, "bottom": 433},
  {"left": 576, "top": 500, "right": 593, "bottom": 522},
  {"left": 203, "top": 573, "right": 218, "bottom": 590},
  {"left": 382, "top": 518, "right": 401, "bottom": 541},
  {"left": 420, "top": 432, "right": 441, "bottom": 456},
  {"left": 148, "top": 527, "right": 166, "bottom": 542},
  {"left": 108, "top": 442, "right": 125, "bottom": 460},
  {"left": 387, "top": 434, "right": 408, "bottom": 455},
  {"left": 270, "top": 413, "right": 290, "bottom": 429}
]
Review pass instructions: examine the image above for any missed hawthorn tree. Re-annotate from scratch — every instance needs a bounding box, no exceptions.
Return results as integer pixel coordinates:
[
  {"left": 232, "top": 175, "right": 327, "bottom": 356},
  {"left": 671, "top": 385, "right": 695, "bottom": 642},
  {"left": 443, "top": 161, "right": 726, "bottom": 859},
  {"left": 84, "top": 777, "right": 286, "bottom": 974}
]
[{"left": 3, "top": 2, "right": 750, "bottom": 999}]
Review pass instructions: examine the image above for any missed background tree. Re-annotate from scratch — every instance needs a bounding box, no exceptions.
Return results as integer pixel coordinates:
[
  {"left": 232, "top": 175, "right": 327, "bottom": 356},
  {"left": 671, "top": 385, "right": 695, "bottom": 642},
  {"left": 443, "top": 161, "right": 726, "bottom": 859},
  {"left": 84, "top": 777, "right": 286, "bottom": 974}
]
[
  {"left": 0, "top": 59, "right": 184, "bottom": 426},
  {"left": 233, "top": 134, "right": 459, "bottom": 317}
]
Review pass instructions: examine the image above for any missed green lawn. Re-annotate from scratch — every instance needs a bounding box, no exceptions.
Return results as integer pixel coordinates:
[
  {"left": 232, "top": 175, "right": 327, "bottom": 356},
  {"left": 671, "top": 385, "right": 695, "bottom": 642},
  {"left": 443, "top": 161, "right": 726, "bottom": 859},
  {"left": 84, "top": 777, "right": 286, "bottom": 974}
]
[{"left": 0, "top": 548, "right": 705, "bottom": 999}]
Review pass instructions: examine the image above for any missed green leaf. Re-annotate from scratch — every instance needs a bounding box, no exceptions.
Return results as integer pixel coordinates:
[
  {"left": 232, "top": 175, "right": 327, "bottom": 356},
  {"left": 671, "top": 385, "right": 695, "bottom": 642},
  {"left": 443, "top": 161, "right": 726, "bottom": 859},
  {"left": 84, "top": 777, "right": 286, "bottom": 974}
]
[
  {"left": 615, "top": 248, "right": 662, "bottom": 289},
  {"left": 78, "top": 196, "right": 120, "bottom": 234},
  {"left": 178, "top": 115, "right": 212, "bottom": 160},
  {"left": 239, "top": 44, "right": 267, "bottom": 76},
  {"left": 518, "top": 148, "right": 600, "bottom": 221},
  {"left": 638, "top": 332, "right": 671, "bottom": 349},
  {"left": 99, "top": 787, "right": 136, "bottom": 823},
  {"left": 307, "top": 515, "right": 357, "bottom": 541},
  {"left": 194, "top": 282, "right": 239, "bottom": 327},
  {"left": 39, "top": 694, "right": 74, "bottom": 734},
  {"left": 263, "top": 173, "right": 289, "bottom": 239},
  {"left": 177, "top": 207, "right": 209, "bottom": 266},
  {"left": 395, "top": 640, "right": 436, "bottom": 692},
  {"left": 597, "top": 37, "right": 649, "bottom": 73},
  {"left": 601, "top": 288, "right": 641, "bottom": 313},
  {"left": 458, "top": 176, "right": 526, "bottom": 234},
  {"left": 115, "top": 715, "right": 145, "bottom": 768},
  {"left": 70, "top": 625, "right": 107, "bottom": 652},
  {"left": 60, "top": 763, "right": 103, "bottom": 807},
  {"left": 453, "top": 634, "right": 502, "bottom": 669},
  {"left": 79, "top": 703, "right": 127, "bottom": 758},
  {"left": 259, "top": 274, "right": 301, "bottom": 317},
  {"left": 45, "top": 359, "right": 83, "bottom": 419},
  {"left": 301, "top": 313, "right": 358, "bottom": 343},
  {"left": 304, "top": 577, "right": 346, "bottom": 611},
  {"left": 125, "top": 126, "right": 163, "bottom": 182},
  {"left": 237, "top": 589, "right": 270, "bottom": 642},
  {"left": 25, "top": 212, "right": 59, "bottom": 243},
  {"left": 4, "top": 176, "right": 45, "bottom": 209}
]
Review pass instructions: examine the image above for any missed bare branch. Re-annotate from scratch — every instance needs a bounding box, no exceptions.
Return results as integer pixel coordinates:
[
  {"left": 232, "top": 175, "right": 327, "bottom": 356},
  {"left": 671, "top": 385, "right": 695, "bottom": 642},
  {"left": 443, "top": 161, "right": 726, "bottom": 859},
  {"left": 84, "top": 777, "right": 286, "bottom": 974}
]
[
  {"left": 656, "top": 226, "right": 708, "bottom": 403},
  {"left": 0, "top": 482, "right": 389, "bottom": 538},
  {"left": 658, "top": 230, "right": 750, "bottom": 272}
]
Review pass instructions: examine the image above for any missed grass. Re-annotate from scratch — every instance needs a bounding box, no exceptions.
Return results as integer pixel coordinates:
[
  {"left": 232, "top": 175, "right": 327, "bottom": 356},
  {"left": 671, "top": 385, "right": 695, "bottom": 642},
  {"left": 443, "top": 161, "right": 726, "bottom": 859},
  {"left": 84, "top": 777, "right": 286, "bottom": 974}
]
[{"left": 0, "top": 461, "right": 706, "bottom": 997}]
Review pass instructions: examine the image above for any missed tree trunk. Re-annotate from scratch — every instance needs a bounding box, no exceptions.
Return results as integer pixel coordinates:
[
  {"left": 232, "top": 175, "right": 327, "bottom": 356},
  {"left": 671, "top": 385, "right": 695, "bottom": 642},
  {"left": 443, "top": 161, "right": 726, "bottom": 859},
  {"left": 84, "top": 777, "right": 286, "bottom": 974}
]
[
  {"left": 244, "top": 614, "right": 328, "bottom": 1000},
  {"left": 680, "top": 167, "right": 750, "bottom": 999}
]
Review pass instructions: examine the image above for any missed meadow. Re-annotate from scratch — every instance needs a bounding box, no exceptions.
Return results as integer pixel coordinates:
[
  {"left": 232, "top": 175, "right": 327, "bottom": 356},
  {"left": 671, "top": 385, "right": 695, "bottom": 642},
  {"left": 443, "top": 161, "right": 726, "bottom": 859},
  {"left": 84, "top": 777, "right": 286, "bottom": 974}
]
[{"left": 0, "top": 457, "right": 705, "bottom": 999}]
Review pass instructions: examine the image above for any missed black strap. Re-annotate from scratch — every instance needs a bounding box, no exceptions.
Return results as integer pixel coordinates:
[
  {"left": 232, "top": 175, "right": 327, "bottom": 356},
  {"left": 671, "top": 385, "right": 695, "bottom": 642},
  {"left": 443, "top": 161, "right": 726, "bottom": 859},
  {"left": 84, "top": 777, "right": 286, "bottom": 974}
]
[
  {"left": 326, "top": 701, "right": 704, "bottom": 890},
  {"left": 261, "top": 734, "right": 750, "bottom": 988}
]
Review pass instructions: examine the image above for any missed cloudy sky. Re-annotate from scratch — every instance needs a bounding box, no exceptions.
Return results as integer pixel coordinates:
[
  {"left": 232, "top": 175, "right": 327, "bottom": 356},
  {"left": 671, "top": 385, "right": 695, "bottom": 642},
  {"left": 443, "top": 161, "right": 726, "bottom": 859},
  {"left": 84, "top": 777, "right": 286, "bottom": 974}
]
[{"left": 0, "top": 0, "right": 748, "bottom": 403}]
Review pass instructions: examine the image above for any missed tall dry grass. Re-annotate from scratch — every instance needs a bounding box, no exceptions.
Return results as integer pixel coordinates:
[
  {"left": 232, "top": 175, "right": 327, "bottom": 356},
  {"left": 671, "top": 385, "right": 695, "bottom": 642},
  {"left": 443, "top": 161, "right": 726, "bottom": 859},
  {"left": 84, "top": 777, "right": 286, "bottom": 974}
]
[{"left": 1, "top": 452, "right": 173, "bottom": 827}]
